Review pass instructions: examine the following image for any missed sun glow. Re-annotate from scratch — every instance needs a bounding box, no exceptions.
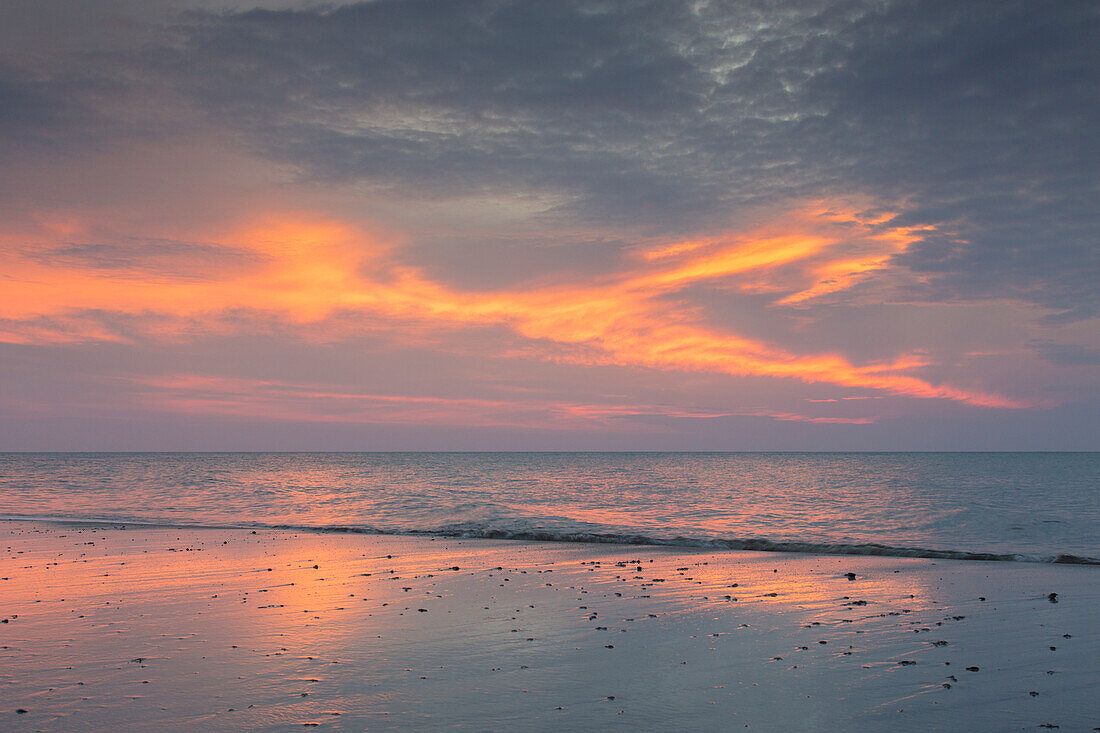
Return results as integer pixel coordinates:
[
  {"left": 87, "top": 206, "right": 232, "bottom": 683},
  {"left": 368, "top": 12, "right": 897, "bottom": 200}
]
[{"left": 0, "top": 203, "right": 1029, "bottom": 411}]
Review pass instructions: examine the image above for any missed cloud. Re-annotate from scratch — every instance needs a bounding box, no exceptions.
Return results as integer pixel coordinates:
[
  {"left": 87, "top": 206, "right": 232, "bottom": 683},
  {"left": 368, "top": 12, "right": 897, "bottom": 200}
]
[
  {"left": 110, "top": 0, "right": 1093, "bottom": 318},
  {"left": 0, "top": 205, "right": 1032, "bottom": 407},
  {"left": 126, "top": 372, "right": 887, "bottom": 429},
  {"left": 3, "top": 0, "right": 1095, "bottom": 315},
  {"left": 806, "top": 0, "right": 1100, "bottom": 318},
  {"left": 28, "top": 238, "right": 263, "bottom": 280},
  {"left": 144, "top": 0, "right": 725, "bottom": 223},
  {"left": 0, "top": 0, "right": 1095, "bottom": 447},
  {"left": 0, "top": 58, "right": 158, "bottom": 159},
  {"left": 1028, "top": 341, "right": 1100, "bottom": 367},
  {"left": 130, "top": 372, "right": 747, "bottom": 431}
]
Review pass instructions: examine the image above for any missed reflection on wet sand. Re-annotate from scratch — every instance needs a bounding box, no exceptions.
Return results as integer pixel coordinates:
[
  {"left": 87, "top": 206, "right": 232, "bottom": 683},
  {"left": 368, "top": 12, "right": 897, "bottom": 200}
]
[{"left": 2, "top": 521, "right": 1096, "bottom": 731}]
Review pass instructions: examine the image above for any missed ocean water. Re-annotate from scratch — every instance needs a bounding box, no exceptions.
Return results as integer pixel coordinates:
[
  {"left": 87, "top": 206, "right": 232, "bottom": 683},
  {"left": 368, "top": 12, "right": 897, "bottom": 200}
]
[{"left": 1, "top": 452, "right": 1097, "bottom": 562}]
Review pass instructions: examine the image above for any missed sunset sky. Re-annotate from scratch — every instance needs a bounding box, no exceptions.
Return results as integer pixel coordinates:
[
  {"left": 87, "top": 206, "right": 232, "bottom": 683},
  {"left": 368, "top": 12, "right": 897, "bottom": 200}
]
[{"left": 2, "top": 0, "right": 1097, "bottom": 450}]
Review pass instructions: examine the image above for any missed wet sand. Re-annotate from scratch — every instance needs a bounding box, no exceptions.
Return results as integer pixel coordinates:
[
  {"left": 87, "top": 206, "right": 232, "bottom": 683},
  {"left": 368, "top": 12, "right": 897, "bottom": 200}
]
[{"left": 1, "top": 520, "right": 1097, "bottom": 731}]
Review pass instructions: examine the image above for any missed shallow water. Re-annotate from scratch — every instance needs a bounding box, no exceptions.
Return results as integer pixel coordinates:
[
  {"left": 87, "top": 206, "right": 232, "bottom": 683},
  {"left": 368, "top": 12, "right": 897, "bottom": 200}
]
[{"left": 0, "top": 452, "right": 1097, "bottom": 561}]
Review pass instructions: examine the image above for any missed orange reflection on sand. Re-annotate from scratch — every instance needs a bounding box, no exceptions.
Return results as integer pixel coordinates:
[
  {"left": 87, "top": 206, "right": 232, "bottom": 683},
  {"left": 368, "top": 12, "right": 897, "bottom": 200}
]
[{"left": 606, "top": 550, "right": 938, "bottom": 620}]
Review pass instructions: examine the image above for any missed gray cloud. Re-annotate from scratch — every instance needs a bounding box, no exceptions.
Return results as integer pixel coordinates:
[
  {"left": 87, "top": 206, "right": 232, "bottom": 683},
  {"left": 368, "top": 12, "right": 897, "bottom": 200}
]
[
  {"left": 2, "top": 0, "right": 1097, "bottom": 321},
  {"left": 150, "top": 0, "right": 728, "bottom": 224},
  {"left": 810, "top": 0, "right": 1100, "bottom": 319},
  {"left": 28, "top": 239, "right": 264, "bottom": 280},
  {"left": 404, "top": 234, "right": 632, "bottom": 291},
  {"left": 0, "top": 69, "right": 103, "bottom": 151},
  {"left": 1028, "top": 341, "right": 1100, "bottom": 367},
  {"left": 135, "top": 0, "right": 1098, "bottom": 316}
]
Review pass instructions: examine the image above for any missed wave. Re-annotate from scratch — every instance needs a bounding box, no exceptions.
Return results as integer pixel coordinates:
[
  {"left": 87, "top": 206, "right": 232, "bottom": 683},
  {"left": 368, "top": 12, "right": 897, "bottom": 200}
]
[{"left": 3, "top": 513, "right": 1097, "bottom": 565}]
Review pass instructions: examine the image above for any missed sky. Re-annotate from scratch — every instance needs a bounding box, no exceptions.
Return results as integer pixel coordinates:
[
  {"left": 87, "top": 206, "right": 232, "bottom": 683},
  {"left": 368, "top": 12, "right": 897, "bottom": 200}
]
[{"left": 1, "top": 0, "right": 1097, "bottom": 451}]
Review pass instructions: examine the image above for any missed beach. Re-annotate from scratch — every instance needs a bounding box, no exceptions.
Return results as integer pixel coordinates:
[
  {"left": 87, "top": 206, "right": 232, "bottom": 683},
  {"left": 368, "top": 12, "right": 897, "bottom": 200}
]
[
  {"left": 2, "top": 520, "right": 1097, "bottom": 731},
  {"left": 4, "top": 0, "right": 1098, "bottom": 729}
]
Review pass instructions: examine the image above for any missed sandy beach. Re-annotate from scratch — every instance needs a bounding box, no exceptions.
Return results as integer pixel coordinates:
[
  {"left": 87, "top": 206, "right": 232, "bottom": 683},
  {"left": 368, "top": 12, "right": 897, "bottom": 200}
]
[{"left": 1, "top": 520, "right": 1097, "bottom": 731}]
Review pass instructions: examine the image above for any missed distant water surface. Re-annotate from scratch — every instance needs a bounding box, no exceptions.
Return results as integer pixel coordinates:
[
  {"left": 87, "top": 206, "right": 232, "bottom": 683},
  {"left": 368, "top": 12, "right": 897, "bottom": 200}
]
[{"left": 1, "top": 452, "right": 1097, "bottom": 562}]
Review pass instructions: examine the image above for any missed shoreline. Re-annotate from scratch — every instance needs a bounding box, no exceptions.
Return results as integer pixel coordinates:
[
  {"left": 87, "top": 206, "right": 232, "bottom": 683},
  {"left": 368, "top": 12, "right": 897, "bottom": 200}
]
[
  {"left": 2, "top": 520, "right": 1098, "bottom": 731},
  {"left": 3, "top": 515, "right": 1094, "bottom": 566}
]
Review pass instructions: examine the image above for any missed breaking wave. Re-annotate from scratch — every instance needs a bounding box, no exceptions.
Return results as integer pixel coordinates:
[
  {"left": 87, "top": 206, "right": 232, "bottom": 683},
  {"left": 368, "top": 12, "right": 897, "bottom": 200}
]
[{"left": 4, "top": 513, "right": 1097, "bottom": 565}]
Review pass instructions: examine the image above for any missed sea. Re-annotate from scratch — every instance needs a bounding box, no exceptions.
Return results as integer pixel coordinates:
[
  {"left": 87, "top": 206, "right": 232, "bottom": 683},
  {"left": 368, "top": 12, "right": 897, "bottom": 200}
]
[{"left": 1, "top": 452, "right": 1097, "bottom": 563}]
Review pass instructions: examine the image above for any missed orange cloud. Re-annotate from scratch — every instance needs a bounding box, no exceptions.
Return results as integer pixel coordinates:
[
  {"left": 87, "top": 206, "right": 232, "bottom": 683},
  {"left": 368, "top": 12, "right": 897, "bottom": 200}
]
[
  {"left": 749, "top": 411, "right": 877, "bottom": 425},
  {"left": 1, "top": 217, "right": 388, "bottom": 323},
  {"left": 0, "top": 203, "right": 1031, "bottom": 409},
  {"left": 131, "top": 374, "right": 744, "bottom": 430},
  {"left": 129, "top": 373, "right": 886, "bottom": 429}
]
